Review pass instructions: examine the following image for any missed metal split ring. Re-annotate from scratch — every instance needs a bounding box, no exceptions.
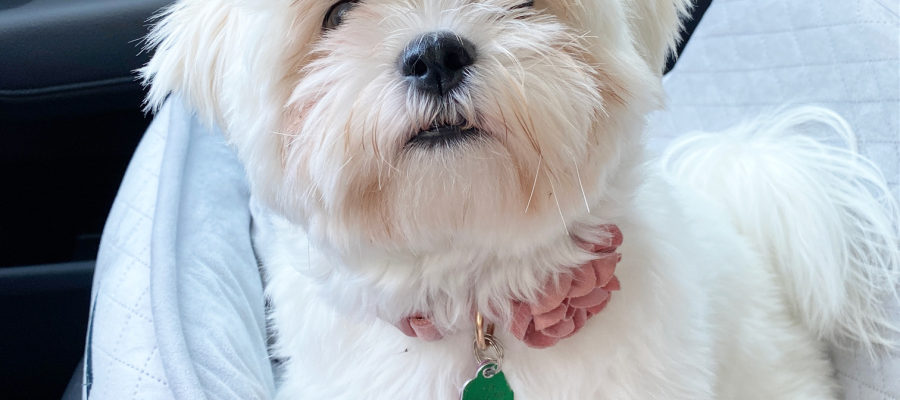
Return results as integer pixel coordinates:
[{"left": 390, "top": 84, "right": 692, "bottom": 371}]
[
  {"left": 474, "top": 312, "right": 503, "bottom": 370},
  {"left": 473, "top": 333, "right": 504, "bottom": 366}
]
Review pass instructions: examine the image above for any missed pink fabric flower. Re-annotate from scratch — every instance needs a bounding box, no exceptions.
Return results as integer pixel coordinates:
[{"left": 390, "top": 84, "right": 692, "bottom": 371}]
[
  {"left": 395, "top": 224, "right": 623, "bottom": 349},
  {"left": 508, "top": 224, "right": 623, "bottom": 348},
  {"left": 395, "top": 314, "right": 444, "bottom": 341}
]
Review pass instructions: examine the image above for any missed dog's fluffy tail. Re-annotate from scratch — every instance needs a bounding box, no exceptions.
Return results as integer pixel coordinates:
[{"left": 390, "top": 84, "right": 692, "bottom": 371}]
[{"left": 661, "top": 107, "right": 900, "bottom": 355}]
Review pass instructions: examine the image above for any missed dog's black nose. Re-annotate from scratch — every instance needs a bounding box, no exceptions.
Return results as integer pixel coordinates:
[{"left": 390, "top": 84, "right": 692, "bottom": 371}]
[{"left": 400, "top": 32, "right": 476, "bottom": 96}]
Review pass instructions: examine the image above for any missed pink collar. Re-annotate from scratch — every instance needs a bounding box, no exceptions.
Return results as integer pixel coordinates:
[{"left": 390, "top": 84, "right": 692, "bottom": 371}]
[{"left": 395, "top": 224, "right": 623, "bottom": 349}]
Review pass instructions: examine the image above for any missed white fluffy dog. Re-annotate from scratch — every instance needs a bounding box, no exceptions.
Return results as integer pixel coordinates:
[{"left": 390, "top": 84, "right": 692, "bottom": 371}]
[{"left": 141, "top": 0, "right": 900, "bottom": 398}]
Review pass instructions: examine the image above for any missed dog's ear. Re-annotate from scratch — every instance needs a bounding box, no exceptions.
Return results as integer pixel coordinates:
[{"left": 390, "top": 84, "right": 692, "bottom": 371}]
[
  {"left": 140, "top": 1, "right": 317, "bottom": 131},
  {"left": 624, "top": 0, "right": 693, "bottom": 74},
  {"left": 139, "top": 0, "right": 244, "bottom": 125}
]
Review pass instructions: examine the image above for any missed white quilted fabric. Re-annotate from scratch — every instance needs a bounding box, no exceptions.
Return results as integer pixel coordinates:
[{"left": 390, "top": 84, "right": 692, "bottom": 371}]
[
  {"left": 87, "top": 98, "right": 274, "bottom": 400},
  {"left": 646, "top": 0, "right": 900, "bottom": 398},
  {"left": 88, "top": 101, "right": 174, "bottom": 399}
]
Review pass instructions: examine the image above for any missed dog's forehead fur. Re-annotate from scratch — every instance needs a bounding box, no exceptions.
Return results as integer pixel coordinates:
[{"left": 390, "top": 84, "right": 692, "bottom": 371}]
[{"left": 141, "top": 0, "right": 688, "bottom": 255}]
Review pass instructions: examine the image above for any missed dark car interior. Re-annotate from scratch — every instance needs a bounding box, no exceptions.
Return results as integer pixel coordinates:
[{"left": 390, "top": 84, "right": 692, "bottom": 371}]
[{"left": 0, "top": 0, "right": 710, "bottom": 398}]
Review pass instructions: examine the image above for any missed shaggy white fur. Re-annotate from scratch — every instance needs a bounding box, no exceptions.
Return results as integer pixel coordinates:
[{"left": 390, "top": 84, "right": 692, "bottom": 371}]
[{"left": 141, "top": 0, "right": 899, "bottom": 398}]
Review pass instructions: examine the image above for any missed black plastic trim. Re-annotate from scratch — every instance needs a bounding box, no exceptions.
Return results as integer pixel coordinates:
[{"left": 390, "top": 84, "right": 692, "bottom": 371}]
[
  {"left": 0, "top": 261, "right": 95, "bottom": 399},
  {"left": 0, "top": 0, "right": 172, "bottom": 95},
  {"left": 0, "top": 261, "right": 95, "bottom": 295},
  {"left": 0, "top": 76, "right": 137, "bottom": 100}
]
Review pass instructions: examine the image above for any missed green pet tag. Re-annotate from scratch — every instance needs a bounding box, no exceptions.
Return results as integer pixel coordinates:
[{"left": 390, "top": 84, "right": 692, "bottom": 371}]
[{"left": 460, "top": 362, "right": 514, "bottom": 400}]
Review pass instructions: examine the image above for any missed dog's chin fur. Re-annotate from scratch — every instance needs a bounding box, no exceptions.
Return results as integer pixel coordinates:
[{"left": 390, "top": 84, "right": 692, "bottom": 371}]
[{"left": 142, "top": 0, "right": 900, "bottom": 398}]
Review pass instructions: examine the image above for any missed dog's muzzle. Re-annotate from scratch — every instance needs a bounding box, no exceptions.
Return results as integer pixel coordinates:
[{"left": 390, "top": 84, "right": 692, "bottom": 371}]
[
  {"left": 399, "top": 31, "right": 476, "bottom": 97},
  {"left": 400, "top": 32, "right": 479, "bottom": 148},
  {"left": 407, "top": 124, "right": 480, "bottom": 148}
]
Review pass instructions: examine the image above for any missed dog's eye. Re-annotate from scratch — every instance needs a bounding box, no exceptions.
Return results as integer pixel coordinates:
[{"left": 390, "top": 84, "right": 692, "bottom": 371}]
[
  {"left": 510, "top": 1, "right": 534, "bottom": 10},
  {"left": 323, "top": 0, "right": 359, "bottom": 30}
]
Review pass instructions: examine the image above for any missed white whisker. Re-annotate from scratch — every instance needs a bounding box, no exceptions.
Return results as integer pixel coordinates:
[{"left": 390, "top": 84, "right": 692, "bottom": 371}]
[
  {"left": 525, "top": 156, "right": 541, "bottom": 214},
  {"left": 336, "top": 156, "right": 354, "bottom": 173},
  {"left": 544, "top": 167, "right": 568, "bottom": 233},
  {"left": 573, "top": 156, "right": 590, "bottom": 213}
]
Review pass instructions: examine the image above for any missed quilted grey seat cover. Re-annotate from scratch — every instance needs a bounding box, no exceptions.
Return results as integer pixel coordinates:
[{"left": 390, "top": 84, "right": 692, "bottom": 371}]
[{"left": 86, "top": 99, "right": 274, "bottom": 399}]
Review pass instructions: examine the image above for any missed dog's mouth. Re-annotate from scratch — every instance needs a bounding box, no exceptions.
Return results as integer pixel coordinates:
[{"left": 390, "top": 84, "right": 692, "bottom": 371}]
[{"left": 406, "top": 123, "right": 482, "bottom": 148}]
